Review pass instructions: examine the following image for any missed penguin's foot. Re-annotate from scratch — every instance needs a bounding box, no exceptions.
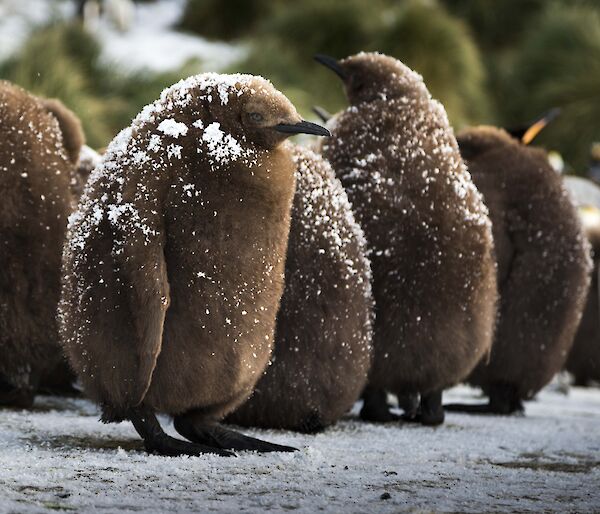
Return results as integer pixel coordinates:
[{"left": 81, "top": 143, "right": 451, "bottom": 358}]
[
  {"left": 360, "top": 387, "right": 400, "bottom": 422},
  {"left": 443, "top": 402, "right": 522, "bottom": 415},
  {"left": 397, "top": 393, "right": 420, "bottom": 419},
  {"left": 400, "top": 390, "right": 444, "bottom": 426},
  {"left": 0, "top": 384, "right": 34, "bottom": 409},
  {"left": 129, "top": 406, "right": 234, "bottom": 457},
  {"left": 175, "top": 414, "right": 297, "bottom": 453},
  {"left": 444, "top": 384, "right": 524, "bottom": 415},
  {"left": 295, "top": 410, "right": 326, "bottom": 434},
  {"left": 38, "top": 382, "right": 81, "bottom": 397},
  {"left": 419, "top": 390, "right": 445, "bottom": 426}
]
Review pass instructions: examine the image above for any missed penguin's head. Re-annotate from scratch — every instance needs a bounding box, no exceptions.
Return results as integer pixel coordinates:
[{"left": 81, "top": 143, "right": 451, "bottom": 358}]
[
  {"left": 315, "top": 52, "right": 423, "bottom": 105},
  {"left": 206, "top": 76, "right": 330, "bottom": 150},
  {"left": 456, "top": 126, "right": 514, "bottom": 160}
]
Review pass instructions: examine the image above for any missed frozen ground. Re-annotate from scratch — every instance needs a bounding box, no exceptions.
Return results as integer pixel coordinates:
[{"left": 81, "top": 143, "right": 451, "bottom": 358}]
[{"left": 0, "top": 385, "right": 599, "bottom": 513}]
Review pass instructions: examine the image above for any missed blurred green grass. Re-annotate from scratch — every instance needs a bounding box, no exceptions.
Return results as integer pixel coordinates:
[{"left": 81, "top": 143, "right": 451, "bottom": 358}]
[
  {"left": 1, "top": 0, "right": 599, "bottom": 173},
  {"left": 0, "top": 22, "right": 195, "bottom": 149}
]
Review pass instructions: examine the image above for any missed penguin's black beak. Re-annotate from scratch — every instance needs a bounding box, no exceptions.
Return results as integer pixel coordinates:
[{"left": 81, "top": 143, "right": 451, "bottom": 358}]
[
  {"left": 314, "top": 54, "right": 347, "bottom": 81},
  {"left": 274, "top": 120, "right": 331, "bottom": 137},
  {"left": 312, "top": 105, "right": 332, "bottom": 123}
]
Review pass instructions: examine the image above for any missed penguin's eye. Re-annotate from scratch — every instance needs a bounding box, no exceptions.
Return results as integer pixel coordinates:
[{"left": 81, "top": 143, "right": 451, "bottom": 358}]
[{"left": 248, "top": 112, "right": 264, "bottom": 123}]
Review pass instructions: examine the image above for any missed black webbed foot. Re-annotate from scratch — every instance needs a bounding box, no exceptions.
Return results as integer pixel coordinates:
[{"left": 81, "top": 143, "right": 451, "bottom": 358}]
[
  {"left": 129, "top": 406, "right": 234, "bottom": 457},
  {"left": 175, "top": 413, "right": 297, "bottom": 453},
  {"left": 418, "top": 390, "right": 445, "bottom": 426},
  {"left": 397, "top": 393, "right": 420, "bottom": 419},
  {"left": 444, "top": 383, "right": 524, "bottom": 415},
  {"left": 400, "top": 390, "right": 444, "bottom": 426},
  {"left": 360, "top": 387, "right": 400, "bottom": 422},
  {"left": 0, "top": 379, "right": 34, "bottom": 409},
  {"left": 295, "top": 410, "right": 326, "bottom": 434}
]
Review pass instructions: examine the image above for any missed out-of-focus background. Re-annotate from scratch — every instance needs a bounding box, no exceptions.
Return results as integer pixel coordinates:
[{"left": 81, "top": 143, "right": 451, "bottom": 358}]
[{"left": 1, "top": 0, "right": 599, "bottom": 175}]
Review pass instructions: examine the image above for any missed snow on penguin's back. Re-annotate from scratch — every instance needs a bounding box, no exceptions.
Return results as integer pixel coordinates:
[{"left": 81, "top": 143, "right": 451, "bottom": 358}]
[
  {"left": 318, "top": 52, "right": 498, "bottom": 424},
  {"left": 227, "top": 144, "right": 374, "bottom": 432}
]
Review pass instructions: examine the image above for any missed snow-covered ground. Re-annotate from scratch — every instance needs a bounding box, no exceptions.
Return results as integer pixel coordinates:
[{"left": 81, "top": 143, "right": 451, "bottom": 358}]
[
  {"left": 1, "top": 385, "right": 599, "bottom": 513},
  {"left": 0, "top": 0, "right": 244, "bottom": 72}
]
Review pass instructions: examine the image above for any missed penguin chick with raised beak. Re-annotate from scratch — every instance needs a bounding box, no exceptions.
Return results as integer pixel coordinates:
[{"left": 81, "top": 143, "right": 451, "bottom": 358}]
[
  {"left": 315, "top": 52, "right": 497, "bottom": 425},
  {"left": 0, "top": 81, "right": 83, "bottom": 407},
  {"left": 60, "top": 73, "right": 329, "bottom": 457}
]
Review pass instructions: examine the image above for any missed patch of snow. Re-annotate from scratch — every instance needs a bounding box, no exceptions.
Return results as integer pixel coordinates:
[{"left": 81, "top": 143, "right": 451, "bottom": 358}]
[
  {"left": 157, "top": 118, "right": 188, "bottom": 138},
  {"left": 0, "top": 385, "right": 598, "bottom": 512},
  {"left": 202, "top": 122, "right": 246, "bottom": 166}
]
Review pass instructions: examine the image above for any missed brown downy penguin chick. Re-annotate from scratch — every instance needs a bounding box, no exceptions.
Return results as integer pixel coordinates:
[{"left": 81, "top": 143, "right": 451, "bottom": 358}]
[
  {"left": 563, "top": 177, "right": 600, "bottom": 385},
  {"left": 0, "top": 81, "right": 84, "bottom": 407},
  {"left": 315, "top": 52, "right": 498, "bottom": 426},
  {"left": 59, "top": 73, "right": 330, "bottom": 457},
  {"left": 226, "top": 144, "right": 374, "bottom": 432},
  {"left": 446, "top": 123, "right": 591, "bottom": 413}
]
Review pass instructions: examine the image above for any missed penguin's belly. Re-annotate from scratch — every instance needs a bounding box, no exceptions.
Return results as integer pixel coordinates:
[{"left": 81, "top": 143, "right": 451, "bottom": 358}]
[{"left": 142, "top": 285, "right": 276, "bottom": 415}]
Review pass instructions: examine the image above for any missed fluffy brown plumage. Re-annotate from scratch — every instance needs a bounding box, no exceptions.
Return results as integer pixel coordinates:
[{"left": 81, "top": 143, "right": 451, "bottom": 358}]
[
  {"left": 317, "top": 52, "right": 497, "bottom": 425},
  {"left": 566, "top": 223, "right": 600, "bottom": 385},
  {"left": 60, "top": 73, "right": 329, "bottom": 456},
  {"left": 0, "top": 81, "right": 83, "bottom": 406},
  {"left": 227, "top": 144, "right": 373, "bottom": 432},
  {"left": 562, "top": 177, "right": 600, "bottom": 386},
  {"left": 455, "top": 126, "right": 591, "bottom": 412}
]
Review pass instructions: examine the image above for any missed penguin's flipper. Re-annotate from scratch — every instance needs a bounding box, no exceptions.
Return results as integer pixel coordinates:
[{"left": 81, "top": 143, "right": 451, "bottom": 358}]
[
  {"left": 65, "top": 184, "right": 170, "bottom": 414},
  {"left": 115, "top": 239, "right": 170, "bottom": 407},
  {"left": 174, "top": 413, "right": 297, "bottom": 453}
]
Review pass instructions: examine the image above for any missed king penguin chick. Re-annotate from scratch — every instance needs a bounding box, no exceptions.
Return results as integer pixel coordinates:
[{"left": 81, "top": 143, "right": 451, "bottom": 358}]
[
  {"left": 315, "top": 52, "right": 498, "bottom": 426},
  {"left": 59, "top": 73, "right": 330, "bottom": 457},
  {"left": 226, "top": 144, "right": 374, "bottom": 432},
  {"left": 563, "top": 176, "right": 600, "bottom": 386},
  {"left": 447, "top": 126, "right": 591, "bottom": 413},
  {"left": 0, "top": 81, "right": 84, "bottom": 407}
]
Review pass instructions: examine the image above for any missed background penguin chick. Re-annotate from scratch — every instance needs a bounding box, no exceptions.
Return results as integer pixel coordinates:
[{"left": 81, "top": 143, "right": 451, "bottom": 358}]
[
  {"left": 316, "top": 52, "right": 498, "bottom": 426},
  {"left": 59, "top": 73, "right": 329, "bottom": 456},
  {"left": 452, "top": 126, "right": 591, "bottom": 413},
  {"left": 0, "top": 81, "right": 80, "bottom": 407},
  {"left": 563, "top": 177, "right": 600, "bottom": 386},
  {"left": 226, "top": 144, "right": 374, "bottom": 433}
]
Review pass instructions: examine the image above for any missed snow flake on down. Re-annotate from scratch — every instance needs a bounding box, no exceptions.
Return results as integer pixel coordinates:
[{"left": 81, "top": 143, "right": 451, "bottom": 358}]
[
  {"left": 157, "top": 118, "right": 188, "bottom": 138},
  {"left": 147, "top": 134, "right": 162, "bottom": 153},
  {"left": 202, "top": 122, "right": 253, "bottom": 168},
  {"left": 166, "top": 144, "right": 183, "bottom": 160}
]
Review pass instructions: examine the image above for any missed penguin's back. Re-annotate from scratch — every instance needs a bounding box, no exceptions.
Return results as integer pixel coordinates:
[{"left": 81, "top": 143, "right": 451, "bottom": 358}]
[
  {"left": 320, "top": 83, "right": 497, "bottom": 395},
  {"left": 0, "top": 81, "right": 75, "bottom": 390},
  {"left": 227, "top": 145, "right": 374, "bottom": 431},
  {"left": 459, "top": 127, "right": 591, "bottom": 397}
]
